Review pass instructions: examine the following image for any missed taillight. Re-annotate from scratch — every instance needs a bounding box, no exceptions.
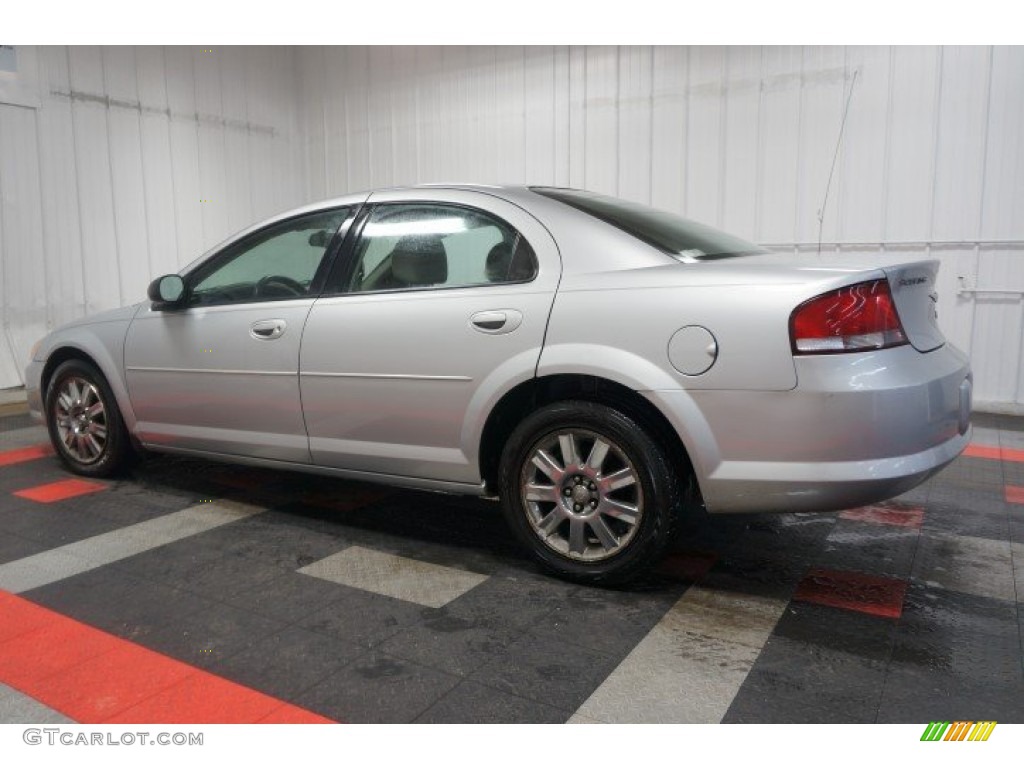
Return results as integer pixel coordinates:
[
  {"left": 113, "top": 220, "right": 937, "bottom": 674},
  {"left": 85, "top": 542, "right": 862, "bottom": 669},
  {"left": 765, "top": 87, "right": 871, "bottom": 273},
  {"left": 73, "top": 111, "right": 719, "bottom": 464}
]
[{"left": 790, "top": 279, "right": 907, "bottom": 354}]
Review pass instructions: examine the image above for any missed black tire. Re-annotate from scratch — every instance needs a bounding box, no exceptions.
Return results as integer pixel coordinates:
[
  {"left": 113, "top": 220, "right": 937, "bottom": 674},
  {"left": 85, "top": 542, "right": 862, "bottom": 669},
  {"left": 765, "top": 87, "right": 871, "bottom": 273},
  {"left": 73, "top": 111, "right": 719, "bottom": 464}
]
[
  {"left": 498, "top": 400, "right": 684, "bottom": 585},
  {"left": 45, "top": 358, "right": 133, "bottom": 478}
]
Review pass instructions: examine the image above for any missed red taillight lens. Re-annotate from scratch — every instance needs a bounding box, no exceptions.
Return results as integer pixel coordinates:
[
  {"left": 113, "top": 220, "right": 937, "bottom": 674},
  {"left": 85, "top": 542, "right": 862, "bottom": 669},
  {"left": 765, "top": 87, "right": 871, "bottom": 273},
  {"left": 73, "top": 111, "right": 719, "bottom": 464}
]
[{"left": 790, "top": 279, "right": 908, "bottom": 354}]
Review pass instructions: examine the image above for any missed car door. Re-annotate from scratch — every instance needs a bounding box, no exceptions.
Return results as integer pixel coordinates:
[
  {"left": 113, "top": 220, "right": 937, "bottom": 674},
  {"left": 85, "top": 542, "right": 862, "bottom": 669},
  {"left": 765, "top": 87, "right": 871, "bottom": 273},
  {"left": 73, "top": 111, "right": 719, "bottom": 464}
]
[
  {"left": 300, "top": 189, "right": 560, "bottom": 486},
  {"left": 124, "top": 206, "right": 355, "bottom": 462}
]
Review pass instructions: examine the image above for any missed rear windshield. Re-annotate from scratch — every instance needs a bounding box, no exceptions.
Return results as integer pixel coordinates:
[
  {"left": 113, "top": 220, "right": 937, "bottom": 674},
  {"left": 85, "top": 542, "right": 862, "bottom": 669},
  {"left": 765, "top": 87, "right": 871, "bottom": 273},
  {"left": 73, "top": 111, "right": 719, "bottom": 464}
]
[{"left": 532, "top": 187, "right": 766, "bottom": 262}]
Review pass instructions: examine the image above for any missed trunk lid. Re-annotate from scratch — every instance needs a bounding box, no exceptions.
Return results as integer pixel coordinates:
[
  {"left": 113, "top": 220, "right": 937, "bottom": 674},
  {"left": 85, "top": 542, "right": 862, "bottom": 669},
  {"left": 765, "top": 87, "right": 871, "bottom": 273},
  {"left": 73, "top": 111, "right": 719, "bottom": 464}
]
[
  {"left": 697, "top": 250, "right": 947, "bottom": 353},
  {"left": 876, "top": 260, "right": 944, "bottom": 352}
]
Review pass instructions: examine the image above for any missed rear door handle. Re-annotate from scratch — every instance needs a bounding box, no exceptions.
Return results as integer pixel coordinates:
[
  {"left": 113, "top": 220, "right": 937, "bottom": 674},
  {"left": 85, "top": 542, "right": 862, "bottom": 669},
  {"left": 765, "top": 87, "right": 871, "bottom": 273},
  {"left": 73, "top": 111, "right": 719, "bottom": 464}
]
[
  {"left": 470, "top": 310, "right": 523, "bottom": 335},
  {"left": 250, "top": 319, "right": 287, "bottom": 340}
]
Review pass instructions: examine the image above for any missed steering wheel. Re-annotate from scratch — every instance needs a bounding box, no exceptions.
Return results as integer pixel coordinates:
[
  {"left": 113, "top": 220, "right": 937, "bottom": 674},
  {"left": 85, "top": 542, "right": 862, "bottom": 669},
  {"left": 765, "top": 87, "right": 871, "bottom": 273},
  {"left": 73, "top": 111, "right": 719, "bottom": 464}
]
[{"left": 255, "top": 274, "right": 306, "bottom": 298}]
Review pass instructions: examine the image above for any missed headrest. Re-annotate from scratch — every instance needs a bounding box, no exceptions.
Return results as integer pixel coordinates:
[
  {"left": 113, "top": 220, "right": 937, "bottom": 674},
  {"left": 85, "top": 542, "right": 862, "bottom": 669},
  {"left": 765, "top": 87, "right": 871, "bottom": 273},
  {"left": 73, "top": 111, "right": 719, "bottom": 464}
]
[
  {"left": 391, "top": 236, "right": 448, "bottom": 287},
  {"left": 486, "top": 240, "right": 536, "bottom": 283},
  {"left": 486, "top": 243, "right": 513, "bottom": 282}
]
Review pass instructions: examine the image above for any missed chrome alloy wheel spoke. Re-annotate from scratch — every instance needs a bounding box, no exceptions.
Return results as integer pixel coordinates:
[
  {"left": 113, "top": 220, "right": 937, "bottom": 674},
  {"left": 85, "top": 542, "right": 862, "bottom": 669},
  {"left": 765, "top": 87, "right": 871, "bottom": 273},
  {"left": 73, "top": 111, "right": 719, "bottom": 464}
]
[
  {"left": 521, "top": 429, "right": 644, "bottom": 563},
  {"left": 53, "top": 377, "right": 107, "bottom": 464}
]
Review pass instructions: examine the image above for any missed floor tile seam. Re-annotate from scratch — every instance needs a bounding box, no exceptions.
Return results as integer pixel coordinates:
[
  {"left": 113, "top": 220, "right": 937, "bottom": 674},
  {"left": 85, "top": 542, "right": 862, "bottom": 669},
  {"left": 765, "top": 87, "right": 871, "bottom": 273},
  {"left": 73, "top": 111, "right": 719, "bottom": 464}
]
[
  {"left": 302, "top": 646, "right": 464, "bottom": 720},
  {"left": 883, "top": 512, "right": 964, "bottom": 719},
  {"left": 207, "top": 649, "right": 366, "bottom": 709},
  {"left": 413, "top": 676, "right": 573, "bottom": 723},
  {"left": 376, "top": 619, "right": 536, "bottom": 681},
  {"left": 904, "top": 573, "right": 1018, "bottom": 605},
  {"left": 1009, "top": 534, "right": 1024, "bottom": 662}
]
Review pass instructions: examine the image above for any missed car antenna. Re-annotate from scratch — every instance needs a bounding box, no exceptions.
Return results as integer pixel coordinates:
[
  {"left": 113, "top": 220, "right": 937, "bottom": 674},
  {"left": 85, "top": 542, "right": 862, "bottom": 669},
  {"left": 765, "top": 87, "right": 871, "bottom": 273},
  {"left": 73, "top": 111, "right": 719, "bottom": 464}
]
[{"left": 816, "top": 68, "right": 859, "bottom": 258}]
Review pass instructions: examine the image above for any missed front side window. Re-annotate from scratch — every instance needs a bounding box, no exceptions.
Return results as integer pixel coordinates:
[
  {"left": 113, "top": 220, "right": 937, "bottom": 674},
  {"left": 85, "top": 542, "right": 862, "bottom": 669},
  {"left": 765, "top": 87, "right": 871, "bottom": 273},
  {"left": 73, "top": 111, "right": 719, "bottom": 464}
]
[
  {"left": 189, "top": 208, "right": 350, "bottom": 304},
  {"left": 346, "top": 204, "right": 537, "bottom": 293}
]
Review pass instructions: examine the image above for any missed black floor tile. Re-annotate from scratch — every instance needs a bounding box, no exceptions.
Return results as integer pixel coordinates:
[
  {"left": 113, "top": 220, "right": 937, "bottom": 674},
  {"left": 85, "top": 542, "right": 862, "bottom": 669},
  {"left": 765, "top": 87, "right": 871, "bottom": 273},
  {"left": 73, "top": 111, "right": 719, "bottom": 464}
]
[
  {"left": 0, "top": 531, "right": 46, "bottom": 564},
  {"left": 210, "top": 625, "right": 365, "bottom": 702},
  {"left": 142, "top": 602, "right": 288, "bottom": 669},
  {"left": 772, "top": 602, "right": 897, "bottom": 662},
  {"left": 922, "top": 500, "right": 1011, "bottom": 542},
  {"left": 298, "top": 586, "right": 427, "bottom": 649},
  {"left": 0, "top": 412, "right": 38, "bottom": 431},
  {"left": 733, "top": 635, "right": 887, "bottom": 722},
  {"left": 899, "top": 581, "right": 1018, "bottom": 637},
  {"left": 177, "top": 514, "right": 348, "bottom": 571},
  {"left": 528, "top": 585, "right": 678, "bottom": 657},
  {"left": 439, "top": 574, "right": 575, "bottom": 631},
  {"left": 876, "top": 663, "right": 1024, "bottom": 723},
  {"left": 723, "top": 693, "right": 875, "bottom": 724},
  {"left": 468, "top": 632, "right": 621, "bottom": 712},
  {"left": 815, "top": 520, "right": 920, "bottom": 579},
  {"left": 702, "top": 555, "right": 807, "bottom": 600},
  {"left": 415, "top": 680, "right": 569, "bottom": 723},
  {"left": 377, "top": 617, "right": 525, "bottom": 677},
  {"left": 114, "top": 542, "right": 289, "bottom": 600},
  {"left": 222, "top": 572, "right": 356, "bottom": 625},
  {"left": 0, "top": 504, "right": 142, "bottom": 549},
  {"left": 24, "top": 566, "right": 216, "bottom": 642},
  {"left": 297, "top": 651, "right": 461, "bottom": 723}
]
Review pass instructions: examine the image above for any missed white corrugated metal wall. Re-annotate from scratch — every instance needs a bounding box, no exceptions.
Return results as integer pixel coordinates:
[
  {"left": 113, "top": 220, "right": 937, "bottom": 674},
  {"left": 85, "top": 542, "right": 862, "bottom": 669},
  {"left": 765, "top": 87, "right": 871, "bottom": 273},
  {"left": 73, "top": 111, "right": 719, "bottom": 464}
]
[
  {"left": 298, "top": 45, "right": 1024, "bottom": 412},
  {"left": 0, "top": 45, "right": 304, "bottom": 389},
  {"left": 2, "top": 46, "right": 1022, "bottom": 411}
]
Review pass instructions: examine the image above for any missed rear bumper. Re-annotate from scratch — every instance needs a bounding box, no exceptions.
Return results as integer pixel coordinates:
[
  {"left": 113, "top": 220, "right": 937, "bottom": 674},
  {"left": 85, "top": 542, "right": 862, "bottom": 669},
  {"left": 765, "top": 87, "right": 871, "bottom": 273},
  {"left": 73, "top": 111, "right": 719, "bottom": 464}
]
[
  {"left": 654, "top": 343, "right": 972, "bottom": 513},
  {"left": 696, "top": 427, "right": 968, "bottom": 513}
]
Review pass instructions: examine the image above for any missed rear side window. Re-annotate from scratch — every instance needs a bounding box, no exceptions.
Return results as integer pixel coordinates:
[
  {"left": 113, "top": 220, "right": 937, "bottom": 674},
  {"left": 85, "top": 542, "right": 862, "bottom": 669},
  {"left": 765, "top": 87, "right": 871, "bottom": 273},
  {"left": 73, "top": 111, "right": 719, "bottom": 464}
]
[
  {"left": 532, "top": 187, "right": 766, "bottom": 262},
  {"left": 347, "top": 203, "right": 537, "bottom": 293}
]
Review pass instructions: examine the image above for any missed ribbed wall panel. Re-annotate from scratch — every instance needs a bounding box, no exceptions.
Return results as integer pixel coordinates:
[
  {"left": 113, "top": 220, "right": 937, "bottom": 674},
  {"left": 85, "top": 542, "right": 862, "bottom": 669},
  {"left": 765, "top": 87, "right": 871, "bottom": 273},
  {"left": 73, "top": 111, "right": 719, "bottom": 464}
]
[
  {"left": 0, "top": 45, "right": 304, "bottom": 388},
  {"left": 297, "top": 45, "right": 1024, "bottom": 410},
  {"left": 2, "top": 45, "right": 1021, "bottom": 412}
]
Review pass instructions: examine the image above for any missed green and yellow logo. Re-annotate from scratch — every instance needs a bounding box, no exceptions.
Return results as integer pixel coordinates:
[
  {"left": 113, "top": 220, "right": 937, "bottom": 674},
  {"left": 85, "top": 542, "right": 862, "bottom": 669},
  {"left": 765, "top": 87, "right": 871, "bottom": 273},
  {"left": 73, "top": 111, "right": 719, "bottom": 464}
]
[{"left": 921, "top": 721, "right": 997, "bottom": 742}]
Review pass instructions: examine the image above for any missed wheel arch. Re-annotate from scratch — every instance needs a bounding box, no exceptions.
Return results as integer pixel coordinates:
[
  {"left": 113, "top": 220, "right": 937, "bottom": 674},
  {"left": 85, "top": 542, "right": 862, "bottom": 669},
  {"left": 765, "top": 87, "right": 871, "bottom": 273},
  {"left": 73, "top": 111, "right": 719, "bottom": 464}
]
[
  {"left": 478, "top": 373, "right": 703, "bottom": 506},
  {"left": 40, "top": 342, "right": 137, "bottom": 435}
]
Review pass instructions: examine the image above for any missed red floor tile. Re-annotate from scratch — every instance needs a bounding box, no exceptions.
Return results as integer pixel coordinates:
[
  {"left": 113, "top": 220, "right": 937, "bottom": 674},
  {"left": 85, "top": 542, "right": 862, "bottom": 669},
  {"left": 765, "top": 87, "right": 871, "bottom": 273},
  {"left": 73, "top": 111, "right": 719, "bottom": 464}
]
[
  {"left": 0, "top": 619, "right": 114, "bottom": 688},
  {"left": 839, "top": 504, "right": 924, "bottom": 529},
  {"left": 257, "top": 705, "right": 336, "bottom": 724},
  {"left": 793, "top": 567, "right": 908, "bottom": 619},
  {"left": 13, "top": 478, "right": 107, "bottom": 503},
  {"left": 1002, "top": 446, "right": 1024, "bottom": 463},
  {"left": 963, "top": 443, "right": 1003, "bottom": 461},
  {"left": 657, "top": 550, "right": 719, "bottom": 582},
  {"left": 964, "top": 443, "right": 1024, "bottom": 463},
  {"left": 1006, "top": 485, "right": 1024, "bottom": 505},
  {"left": 0, "top": 444, "right": 53, "bottom": 467},
  {"left": 0, "top": 590, "right": 335, "bottom": 724}
]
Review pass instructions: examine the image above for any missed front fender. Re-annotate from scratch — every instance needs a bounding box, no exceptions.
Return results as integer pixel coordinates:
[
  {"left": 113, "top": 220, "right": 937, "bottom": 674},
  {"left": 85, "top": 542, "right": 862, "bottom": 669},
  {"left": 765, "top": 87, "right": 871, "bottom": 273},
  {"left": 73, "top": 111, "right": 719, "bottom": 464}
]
[{"left": 37, "top": 322, "right": 138, "bottom": 433}]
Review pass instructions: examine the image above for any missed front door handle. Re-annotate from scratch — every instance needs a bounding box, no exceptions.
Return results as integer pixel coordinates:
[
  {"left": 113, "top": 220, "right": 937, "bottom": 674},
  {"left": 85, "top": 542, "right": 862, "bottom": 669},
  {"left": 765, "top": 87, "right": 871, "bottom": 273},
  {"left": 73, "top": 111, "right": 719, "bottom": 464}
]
[
  {"left": 470, "top": 309, "right": 523, "bottom": 335},
  {"left": 250, "top": 319, "right": 287, "bottom": 340}
]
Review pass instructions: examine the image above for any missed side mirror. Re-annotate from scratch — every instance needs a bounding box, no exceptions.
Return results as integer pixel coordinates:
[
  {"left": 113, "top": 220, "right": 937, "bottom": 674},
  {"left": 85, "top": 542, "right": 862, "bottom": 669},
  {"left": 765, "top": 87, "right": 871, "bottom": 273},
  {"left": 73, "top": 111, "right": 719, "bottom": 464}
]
[{"left": 147, "top": 274, "right": 187, "bottom": 308}]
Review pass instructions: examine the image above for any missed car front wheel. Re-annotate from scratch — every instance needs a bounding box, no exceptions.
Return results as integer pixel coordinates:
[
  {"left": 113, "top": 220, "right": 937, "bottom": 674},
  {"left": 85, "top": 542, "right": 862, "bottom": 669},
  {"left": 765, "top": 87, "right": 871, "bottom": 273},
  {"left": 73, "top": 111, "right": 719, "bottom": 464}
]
[
  {"left": 498, "top": 400, "right": 683, "bottom": 584},
  {"left": 45, "top": 359, "right": 132, "bottom": 478}
]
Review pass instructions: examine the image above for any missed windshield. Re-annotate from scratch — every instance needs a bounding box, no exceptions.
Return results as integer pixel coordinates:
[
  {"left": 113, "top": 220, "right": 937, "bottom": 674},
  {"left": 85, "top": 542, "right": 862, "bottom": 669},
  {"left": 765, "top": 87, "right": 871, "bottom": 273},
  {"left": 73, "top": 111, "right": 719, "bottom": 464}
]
[{"left": 532, "top": 187, "right": 767, "bottom": 262}]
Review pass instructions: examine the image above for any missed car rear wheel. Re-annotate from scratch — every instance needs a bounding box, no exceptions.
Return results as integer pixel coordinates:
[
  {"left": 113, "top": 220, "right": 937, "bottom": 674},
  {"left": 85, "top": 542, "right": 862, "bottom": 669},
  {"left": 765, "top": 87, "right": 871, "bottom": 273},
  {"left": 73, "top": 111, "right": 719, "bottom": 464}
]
[
  {"left": 45, "top": 359, "right": 132, "bottom": 478},
  {"left": 498, "top": 400, "right": 683, "bottom": 584}
]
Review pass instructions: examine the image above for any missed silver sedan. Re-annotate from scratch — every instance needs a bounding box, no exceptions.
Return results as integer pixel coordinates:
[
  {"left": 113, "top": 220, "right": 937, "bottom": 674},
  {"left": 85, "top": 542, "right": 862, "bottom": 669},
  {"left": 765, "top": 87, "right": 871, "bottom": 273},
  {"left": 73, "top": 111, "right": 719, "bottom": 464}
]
[{"left": 24, "top": 185, "right": 972, "bottom": 583}]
